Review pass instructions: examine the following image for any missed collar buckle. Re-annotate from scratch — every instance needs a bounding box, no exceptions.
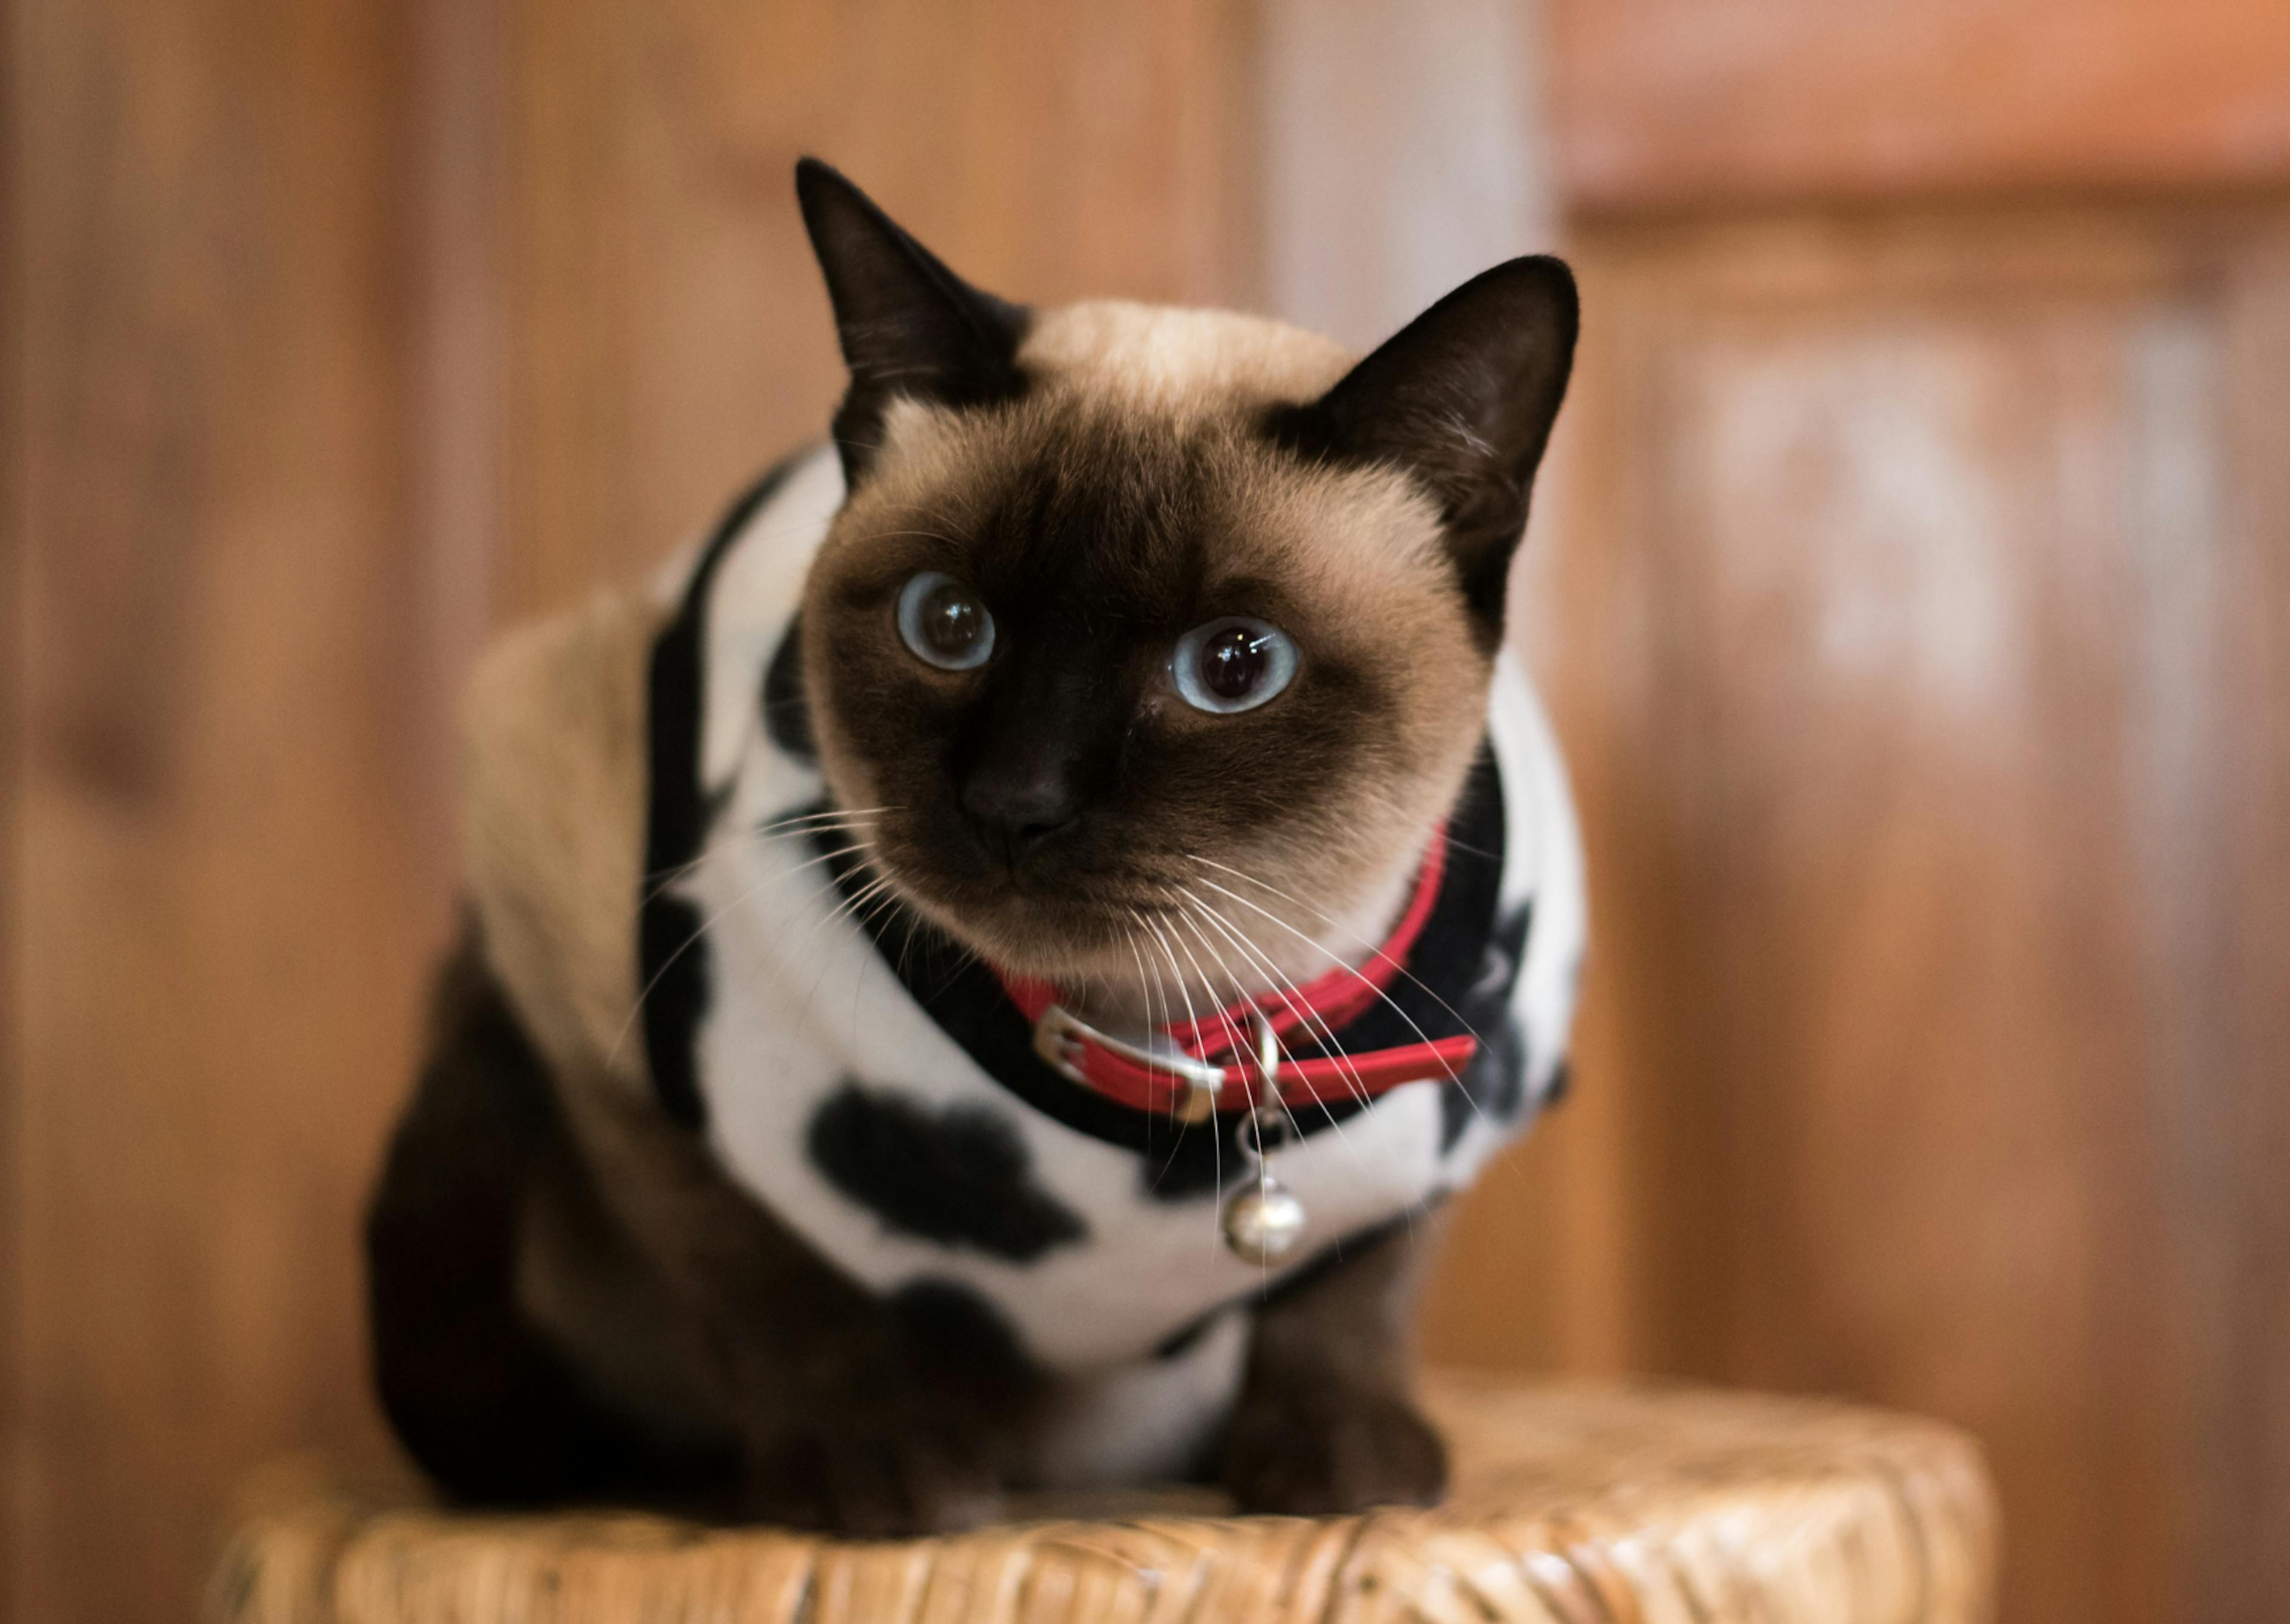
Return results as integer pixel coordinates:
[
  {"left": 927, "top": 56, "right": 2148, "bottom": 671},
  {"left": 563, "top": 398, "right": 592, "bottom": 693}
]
[{"left": 1032, "top": 1002, "right": 1227, "bottom": 1121}]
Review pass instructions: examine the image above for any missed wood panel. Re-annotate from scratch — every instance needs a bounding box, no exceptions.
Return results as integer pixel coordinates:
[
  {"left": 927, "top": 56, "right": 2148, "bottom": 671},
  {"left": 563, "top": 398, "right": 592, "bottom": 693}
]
[
  {"left": 11, "top": 1, "right": 438, "bottom": 1620},
  {"left": 504, "top": 0, "right": 1262, "bottom": 617},
  {"left": 0, "top": 0, "right": 21, "bottom": 1607},
  {"left": 1258, "top": 0, "right": 1555, "bottom": 352},
  {"left": 1504, "top": 204, "right": 2290, "bottom": 1624},
  {"left": 1551, "top": 0, "right": 2290, "bottom": 212},
  {"left": 7, "top": 4, "right": 1266, "bottom": 1620}
]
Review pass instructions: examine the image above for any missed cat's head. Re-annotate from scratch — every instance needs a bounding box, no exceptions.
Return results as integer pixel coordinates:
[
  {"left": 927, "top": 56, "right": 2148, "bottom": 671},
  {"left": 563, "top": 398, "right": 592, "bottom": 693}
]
[{"left": 793, "top": 160, "right": 1575, "bottom": 990}]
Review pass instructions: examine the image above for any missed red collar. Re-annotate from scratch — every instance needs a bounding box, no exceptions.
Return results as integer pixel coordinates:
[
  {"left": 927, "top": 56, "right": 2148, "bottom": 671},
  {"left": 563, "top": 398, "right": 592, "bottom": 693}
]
[{"left": 996, "top": 829, "right": 1477, "bottom": 1120}]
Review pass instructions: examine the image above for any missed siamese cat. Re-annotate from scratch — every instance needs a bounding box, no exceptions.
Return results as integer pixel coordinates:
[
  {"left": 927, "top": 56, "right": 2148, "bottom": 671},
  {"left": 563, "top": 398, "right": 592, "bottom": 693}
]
[{"left": 367, "top": 159, "right": 1583, "bottom": 1536}]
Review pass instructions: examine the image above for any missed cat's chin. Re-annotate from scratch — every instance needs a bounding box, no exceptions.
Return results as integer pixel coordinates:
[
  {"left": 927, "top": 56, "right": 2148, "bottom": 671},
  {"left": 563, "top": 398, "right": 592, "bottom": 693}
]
[
  {"left": 888, "top": 878, "right": 1143, "bottom": 983},
  {"left": 879, "top": 864, "right": 1357, "bottom": 1017}
]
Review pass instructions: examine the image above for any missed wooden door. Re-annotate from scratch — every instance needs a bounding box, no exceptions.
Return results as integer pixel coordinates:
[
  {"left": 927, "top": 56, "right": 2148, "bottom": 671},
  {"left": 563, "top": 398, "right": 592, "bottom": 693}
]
[
  {"left": 1419, "top": 9, "right": 2290, "bottom": 1623},
  {"left": 12, "top": 3, "right": 435, "bottom": 1619},
  {"left": 5, "top": 3, "right": 1257, "bottom": 1619}
]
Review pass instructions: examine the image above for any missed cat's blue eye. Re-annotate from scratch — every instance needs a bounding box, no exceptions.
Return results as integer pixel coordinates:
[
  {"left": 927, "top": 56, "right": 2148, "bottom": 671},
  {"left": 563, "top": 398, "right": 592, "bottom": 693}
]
[
  {"left": 1171, "top": 618, "right": 1296, "bottom": 714},
  {"left": 897, "top": 571, "right": 996, "bottom": 671}
]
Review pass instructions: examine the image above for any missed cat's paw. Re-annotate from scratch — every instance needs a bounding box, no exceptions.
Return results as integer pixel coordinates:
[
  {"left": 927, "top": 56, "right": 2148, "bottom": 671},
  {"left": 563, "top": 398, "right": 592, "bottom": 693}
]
[
  {"left": 1221, "top": 1386, "right": 1449, "bottom": 1516},
  {"left": 738, "top": 1419, "right": 1001, "bottom": 1537}
]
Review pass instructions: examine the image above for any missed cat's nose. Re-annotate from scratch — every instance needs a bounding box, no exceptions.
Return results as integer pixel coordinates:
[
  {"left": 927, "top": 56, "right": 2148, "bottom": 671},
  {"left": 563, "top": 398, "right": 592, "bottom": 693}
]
[{"left": 959, "top": 763, "right": 1081, "bottom": 869}]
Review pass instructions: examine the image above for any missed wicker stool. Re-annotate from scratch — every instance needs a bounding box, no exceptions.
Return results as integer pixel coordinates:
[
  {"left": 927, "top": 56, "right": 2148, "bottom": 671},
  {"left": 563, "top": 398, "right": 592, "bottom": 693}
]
[{"left": 211, "top": 1372, "right": 1996, "bottom": 1624}]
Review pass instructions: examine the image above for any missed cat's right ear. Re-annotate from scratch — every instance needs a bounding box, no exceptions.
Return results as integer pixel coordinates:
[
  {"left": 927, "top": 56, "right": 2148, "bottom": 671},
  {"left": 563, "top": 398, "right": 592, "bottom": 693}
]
[
  {"left": 1271, "top": 256, "right": 1577, "bottom": 639},
  {"left": 795, "top": 158, "right": 1030, "bottom": 483}
]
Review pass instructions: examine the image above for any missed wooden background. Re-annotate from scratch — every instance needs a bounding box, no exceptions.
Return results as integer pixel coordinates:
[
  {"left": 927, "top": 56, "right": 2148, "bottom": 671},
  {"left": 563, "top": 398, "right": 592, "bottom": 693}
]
[{"left": 6, "top": 1, "right": 2287, "bottom": 1621}]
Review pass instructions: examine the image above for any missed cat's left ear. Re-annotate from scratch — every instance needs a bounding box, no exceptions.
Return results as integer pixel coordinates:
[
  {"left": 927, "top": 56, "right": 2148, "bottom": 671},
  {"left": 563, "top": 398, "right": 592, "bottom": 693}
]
[
  {"left": 796, "top": 158, "right": 1030, "bottom": 483},
  {"left": 1274, "top": 256, "right": 1577, "bottom": 634}
]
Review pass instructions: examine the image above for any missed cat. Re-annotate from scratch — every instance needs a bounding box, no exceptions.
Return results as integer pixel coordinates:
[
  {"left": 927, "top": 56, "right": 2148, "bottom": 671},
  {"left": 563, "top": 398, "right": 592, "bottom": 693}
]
[{"left": 366, "top": 158, "right": 1584, "bottom": 1537}]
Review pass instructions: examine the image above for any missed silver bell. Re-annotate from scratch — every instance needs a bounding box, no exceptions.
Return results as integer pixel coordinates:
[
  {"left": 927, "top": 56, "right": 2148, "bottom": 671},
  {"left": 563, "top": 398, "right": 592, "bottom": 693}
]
[
  {"left": 1221, "top": 1010, "right": 1308, "bottom": 1263},
  {"left": 1221, "top": 1174, "right": 1307, "bottom": 1265}
]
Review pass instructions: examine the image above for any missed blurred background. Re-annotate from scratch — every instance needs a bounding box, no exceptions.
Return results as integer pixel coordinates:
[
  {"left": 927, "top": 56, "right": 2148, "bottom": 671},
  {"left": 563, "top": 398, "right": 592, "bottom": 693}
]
[{"left": 6, "top": 0, "right": 2288, "bottom": 1619}]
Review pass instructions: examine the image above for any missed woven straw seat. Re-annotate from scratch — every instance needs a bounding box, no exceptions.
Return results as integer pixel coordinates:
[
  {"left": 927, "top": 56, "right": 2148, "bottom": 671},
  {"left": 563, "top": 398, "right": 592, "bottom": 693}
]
[{"left": 211, "top": 1372, "right": 1997, "bottom": 1624}]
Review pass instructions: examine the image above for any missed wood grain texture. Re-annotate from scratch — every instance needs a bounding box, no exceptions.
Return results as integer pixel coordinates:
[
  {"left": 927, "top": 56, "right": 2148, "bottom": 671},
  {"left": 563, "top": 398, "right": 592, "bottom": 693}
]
[
  {"left": 1503, "top": 203, "right": 2290, "bottom": 1624},
  {"left": 11, "top": 2, "right": 448, "bottom": 1621},
  {"left": 6, "top": 5, "right": 1264, "bottom": 1620},
  {"left": 0, "top": 0, "right": 22, "bottom": 1606},
  {"left": 1259, "top": 0, "right": 1556, "bottom": 351},
  {"left": 1551, "top": 0, "right": 2290, "bottom": 212},
  {"left": 503, "top": 0, "right": 1262, "bottom": 618}
]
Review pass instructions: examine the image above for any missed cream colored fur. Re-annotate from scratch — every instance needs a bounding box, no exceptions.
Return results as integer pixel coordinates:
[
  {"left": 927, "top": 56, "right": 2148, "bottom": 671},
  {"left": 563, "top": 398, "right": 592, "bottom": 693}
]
[
  {"left": 460, "top": 588, "right": 660, "bottom": 1095},
  {"left": 1017, "top": 301, "right": 1354, "bottom": 413}
]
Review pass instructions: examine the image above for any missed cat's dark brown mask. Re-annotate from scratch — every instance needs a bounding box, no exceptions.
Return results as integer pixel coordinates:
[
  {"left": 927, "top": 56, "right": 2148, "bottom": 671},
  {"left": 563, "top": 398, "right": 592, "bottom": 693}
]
[{"left": 794, "top": 160, "right": 1575, "bottom": 988}]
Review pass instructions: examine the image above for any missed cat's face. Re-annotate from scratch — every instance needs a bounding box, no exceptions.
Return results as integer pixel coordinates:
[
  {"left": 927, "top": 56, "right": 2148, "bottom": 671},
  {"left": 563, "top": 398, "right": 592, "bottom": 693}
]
[{"left": 793, "top": 162, "right": 1574, "bottom": 987}]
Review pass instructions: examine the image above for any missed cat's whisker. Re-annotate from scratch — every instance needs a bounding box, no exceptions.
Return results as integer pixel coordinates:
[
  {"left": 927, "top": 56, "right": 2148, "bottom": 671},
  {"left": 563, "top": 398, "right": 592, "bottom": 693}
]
[
  {"left": 1131, "top": 922, "right": 1177, "bottom": 1100},
  {"left": 846, "top": 874, "right": 916, "bottom": 1037},
  {"left": 1154, "top": 907, "right": 1240, "bottom": 1053},
  {"left": 1115, "top": 922, "right": 1160, "bottom": 1102},
  {"left": 1165, "top": 904, "right": 1361, "bottom": 1278},
  {"left": 1141, "top": 928, "right": 1189, "bottom": 1171},
  {"left": 808, "top": 863, "right": 905, "bottom": 1042},
  {"left": 1189, "top": 885, "right": 1375, "bottom": 1103},
  {"left": 753, "top": 804, "right": 896, "bottom": 838},
  {"left": 757, "top": 814, "right": 887, "bottom": 839},
  {"left": 609, "top": 864, "right": 786, "bottom": 1068},
  {"left": 649, "top": 834, "right": 880, "bottom": 935},
  {"left": 1168, "top": 904, "right": 1316, "bottom": 1161},
  {"left": 843, "top": 838, "right": 920, "bottom": 989},
  {"left": 1184, "top": 891, "right": 1375, "bottom": 1119},
  {"left": 890, "top": 894, "right": 924, "bottom": 984},
  {"left": 788, "top": 866, "right": 903, "bottom": 1031},
  {"left": 819, "top": 868, "right": 900, "bottom": 938},
  {"left": 1158, "top": 911, "right": 1245, "bottom": 1245},
  {"left": 1146, "top": 907, "right": 1226, "bottom": 1063},
  {"left": 749, "top": 820, "right": 884, "bottom": 854},
  {"left": 1192, "top": 895, "right": 1422, "bottom": 1245},
  {"left": 1180, "top": 896, "right": 1374, "bottom": 1176},
  {"left": 748, "top": 832, "right": 903, "bottom": 980},
  {"left": 636, "top": 850, "right": 723, "bottom": 911},
  {"left": 1148, "top": 915, "right": 1211, "bottom": 1080},
  {"left": 1181, "top": 898, "right": 1328, "bottom": 1090},
  {"left": 1120, "top": 918, "right": 1186, "bottom": 1191},
  {"left": 1193, "top": 859, "right": 1489, "bottom": 1061},
  {"left": 749, "top": 819, "right": 886, "bottom": 872},
  {"left": 1191, "top": 864, "right": 1497, "bottom": 1136},
  {"left": 634, "top": 807, "right": 894, "bottom": 914},
  {"left": 640, "top": 829, "right": 800, "bottom": 912},
  {"left": 1138, "top": 910, "right": 1225, "bottom": 1237},
  {"left": 1187, "top": 889, "right": 1424, "bottom": 1244},
  {"left": 1134, "top": 909, "right": 1209, "bottom": 1128},
  {"left": 752, "top": 821, "right": 892, "bottom": 856},
  {"left": 1118, "top": 923, "right": 1158, "bottom": 1160},
  {"left": 773, "top": 839, "right": 878, "bottom": 883},
  {"left": 776, "top": 875, "right": 884, "bottom": 993},
  {"left": 923, "top": 931, "right": 985, "bottom": 1005},
  {"left": 1340, "top": 784, "right": 1502, "bottom": 863},
  {"left": 1117, "top": 912, "right": 1163, "bottom": 1053}
]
